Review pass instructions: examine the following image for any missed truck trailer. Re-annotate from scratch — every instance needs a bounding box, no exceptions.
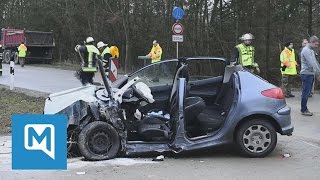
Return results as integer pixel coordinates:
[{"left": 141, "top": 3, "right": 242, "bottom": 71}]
[{"left": 0, "top": 28, "right": 55, "bottom": 64}]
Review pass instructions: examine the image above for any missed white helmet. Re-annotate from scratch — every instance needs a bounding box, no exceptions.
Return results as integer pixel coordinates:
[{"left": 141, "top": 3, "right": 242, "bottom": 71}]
[
  {"left": 86, "top": 37, "right": 94, "bottom": 43},
  {"left": 240, "top": 33, "right": 254, "bottom": 41},
  {"left": 97, "top": 41, "right": 107, "bottom": 49}
]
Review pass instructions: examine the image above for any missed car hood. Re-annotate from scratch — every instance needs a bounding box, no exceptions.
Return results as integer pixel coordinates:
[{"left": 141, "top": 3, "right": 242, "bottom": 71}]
[{"left": 44, "top": 85, "right": 97, "bottom": 114}]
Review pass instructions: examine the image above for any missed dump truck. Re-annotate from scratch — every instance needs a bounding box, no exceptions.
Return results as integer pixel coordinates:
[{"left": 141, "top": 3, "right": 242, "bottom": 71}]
[{"left": 0, "top": 28, "right": 55, "bottom": 64}]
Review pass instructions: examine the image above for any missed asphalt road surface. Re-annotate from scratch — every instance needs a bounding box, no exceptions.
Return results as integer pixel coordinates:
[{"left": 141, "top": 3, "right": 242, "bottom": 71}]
[
  {"left": 0, "top": 64, "right": 89, "bottom": 93},
  {"left": 0, "top": 65, "right": 319, "bottom": 179},
  {"left": 0, "top": 94, "right": 319, "bottom": 180}
]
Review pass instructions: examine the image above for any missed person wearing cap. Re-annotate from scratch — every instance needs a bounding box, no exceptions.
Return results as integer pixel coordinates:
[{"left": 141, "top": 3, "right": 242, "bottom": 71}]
[
  {"left": 97, "top": 41, "right": 111, "bottom": 72},
  {"left": 232, "top": 33, "right": 260, "bottom": 73},
  {"left": 147, "top": 40, "right": 162, "bottom": 64},
  {"left": 280, "top": 41, "right": 298, "bottom": 98},
  {"left": 74, "top": 37, "right": 100, "bottom": 85}
]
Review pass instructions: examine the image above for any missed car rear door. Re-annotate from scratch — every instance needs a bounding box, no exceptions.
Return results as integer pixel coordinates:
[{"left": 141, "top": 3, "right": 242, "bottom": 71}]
[{"left": 186, "top": 58, "right": 226, "bottom": 105}]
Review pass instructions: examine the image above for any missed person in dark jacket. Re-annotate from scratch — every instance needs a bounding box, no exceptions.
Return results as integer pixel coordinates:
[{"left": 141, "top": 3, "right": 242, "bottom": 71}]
[{"left": 74, "top": 37, "right": 100, "bottom": 85}]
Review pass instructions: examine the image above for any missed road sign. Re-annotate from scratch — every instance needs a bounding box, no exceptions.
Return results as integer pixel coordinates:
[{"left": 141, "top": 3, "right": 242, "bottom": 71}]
[
  {"left": 172, "top": 35, "right": 183, "bottom": 42},
  {"left": 172, "top": 23, "right": 184, "bottom": 35},
  {"left": 172, "top": 7, "right": 184, "bottom": 20}
]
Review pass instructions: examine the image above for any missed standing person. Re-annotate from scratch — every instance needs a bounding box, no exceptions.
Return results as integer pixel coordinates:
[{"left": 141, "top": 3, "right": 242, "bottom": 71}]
[
  {"left": 147, "top": 40, "right": 162, "bottom": 64},
  {"left": 300, "top": 36, "right": 320, "bottom": 116},
  {"left": 280, "top": 41, "right": 298, "bottom": 98},
  {"left": 0, "top": 45, "right": 3, "bottom": 76},
  {"left": 146, "top": 40, "right": 162, "bottom": 82},
  {"left": 18, "top": 42, "right": 27, "bottom": 67},
  {"left": 97, "top": 41, "right": 111, "bottom": 72},
  {"left": 74, "top": 37, "right": 100, "bottom": 85},
  {"left": 232, "top": 33, "right": 260, "bottom": 74},
  {"left": 297, "top": 39, "right": 308, "bottom": 66},
  {"left": 297, "top": 39, "right": 313, "bottom": 97}
]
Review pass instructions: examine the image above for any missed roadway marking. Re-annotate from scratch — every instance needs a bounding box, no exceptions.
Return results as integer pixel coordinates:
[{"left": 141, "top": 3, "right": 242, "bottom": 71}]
[{"left": 292, "top": 136, "right": 320, "bottom": 149}]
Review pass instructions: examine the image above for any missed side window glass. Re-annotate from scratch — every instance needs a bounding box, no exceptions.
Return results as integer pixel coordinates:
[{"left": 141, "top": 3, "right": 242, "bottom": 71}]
[
  {"left": 129, "top": 61, "right": 177, "bottom": 87},
  {"left": 188, "top": 59, "right": 225, "bottom": 81}
]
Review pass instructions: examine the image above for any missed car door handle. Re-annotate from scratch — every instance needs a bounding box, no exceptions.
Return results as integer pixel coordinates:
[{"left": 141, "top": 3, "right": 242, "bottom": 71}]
[{"left": 189, "top": 83, "right": 196, "bottom": 86}]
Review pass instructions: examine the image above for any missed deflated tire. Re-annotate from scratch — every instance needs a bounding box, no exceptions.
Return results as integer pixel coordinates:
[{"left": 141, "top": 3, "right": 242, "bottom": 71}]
[{"left": 78, "top": 121, "right": 120, "bottom": 161}]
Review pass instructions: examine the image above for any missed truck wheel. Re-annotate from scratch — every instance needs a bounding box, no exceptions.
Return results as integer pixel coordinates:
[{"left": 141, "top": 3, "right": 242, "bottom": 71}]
[
  {"left": 78, "top": 121, "right": 120, "bottom": 161},
  {"left": 236, "top": 119, "right": 277, "bottom": 158},
  {"left": 14, "top": 53, "right": 19, "bottom": 64},
  {"left": 3, "top": 50, "right": 11, "bottom": 63}
]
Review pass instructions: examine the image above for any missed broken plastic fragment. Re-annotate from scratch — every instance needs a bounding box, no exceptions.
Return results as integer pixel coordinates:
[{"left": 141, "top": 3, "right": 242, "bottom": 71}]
[
  {"left": 283, "top": 153, "right": 291, "bottom": 158},
  {"left": 152, "top": 155, "right": 164, "bottom": 161},
  {"left": 134, "top": 109, "right": 142, "bottom": 120}
]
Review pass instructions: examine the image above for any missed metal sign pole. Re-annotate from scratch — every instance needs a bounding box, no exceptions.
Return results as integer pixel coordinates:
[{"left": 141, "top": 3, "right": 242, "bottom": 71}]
[
  {"left": 176, "top": 42, "right": 179, "bottom": 58},
  {"left": 172, "top": 7, "right": 184, "bottom": 59}
]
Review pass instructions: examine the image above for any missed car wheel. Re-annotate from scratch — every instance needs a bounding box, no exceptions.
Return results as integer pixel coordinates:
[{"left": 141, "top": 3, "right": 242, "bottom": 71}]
[
  {"left": 14, "top": 53, "right": 19, "bottom": 64},
  {"left": 236, "top": 119, "right": 277, "bottom": 158},
  {"left": 78, "top": 121, "right": 120, "bottom": 161},
  {"left": 4, "top": 50, "right": 11, "bottom": 63}
]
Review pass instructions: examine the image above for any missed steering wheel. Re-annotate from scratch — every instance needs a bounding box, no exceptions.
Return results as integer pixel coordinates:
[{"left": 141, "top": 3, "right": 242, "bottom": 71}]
[{"left": 131, "top": 84, "right": 151, "bottom": 103}]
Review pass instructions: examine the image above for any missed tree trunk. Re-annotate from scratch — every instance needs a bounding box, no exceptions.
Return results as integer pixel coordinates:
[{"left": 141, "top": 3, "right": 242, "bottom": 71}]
[
  {"left": 265, "top": 0, "right": 271, "bottom": 78},
  {"left": 308, "top": 0, "right": 313, "bottom": 35}
]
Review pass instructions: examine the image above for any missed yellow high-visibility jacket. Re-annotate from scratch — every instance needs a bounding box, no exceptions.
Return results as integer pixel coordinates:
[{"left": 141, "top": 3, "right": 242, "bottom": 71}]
[
  {"left": 236, "top": 43, "right": 256, "bottom": 67},
  {"left": 18, "top": 44, "right": 27, "bottom": 58},
  {"left": 147, "top": 44, "right": 162, "bottom": 63},
  {"left": 280, "top": 47, "right": 297, "bottom": 75}
]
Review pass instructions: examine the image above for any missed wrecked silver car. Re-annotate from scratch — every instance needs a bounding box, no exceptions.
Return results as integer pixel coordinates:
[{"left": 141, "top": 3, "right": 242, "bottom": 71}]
[{"left": 44, "top": 57, "right": 293, "bottom": 161}]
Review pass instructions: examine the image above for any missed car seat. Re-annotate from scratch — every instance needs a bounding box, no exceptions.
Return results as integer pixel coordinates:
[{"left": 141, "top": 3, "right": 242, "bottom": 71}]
[{"left": 138, "top": 60, "right": 205, "bottom": 141}]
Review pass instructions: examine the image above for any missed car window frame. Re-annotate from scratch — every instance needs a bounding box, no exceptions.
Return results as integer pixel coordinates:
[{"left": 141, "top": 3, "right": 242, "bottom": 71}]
[
  {"left": 128, "top": 59, "right": 179, "bottom": 88},
  {"left": 185, "top": 57, "right": 226, "bottom": 82}
]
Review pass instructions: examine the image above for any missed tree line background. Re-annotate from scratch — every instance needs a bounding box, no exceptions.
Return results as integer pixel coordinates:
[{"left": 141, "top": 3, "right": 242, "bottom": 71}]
[{"left": 0, "top": 0, "right": 319, "bottom": 85}]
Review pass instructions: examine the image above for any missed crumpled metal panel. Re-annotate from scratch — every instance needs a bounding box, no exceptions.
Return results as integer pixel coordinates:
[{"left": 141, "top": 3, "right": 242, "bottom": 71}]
[{"left": 57, "top": 100, "right": 89, "bottom": 126}]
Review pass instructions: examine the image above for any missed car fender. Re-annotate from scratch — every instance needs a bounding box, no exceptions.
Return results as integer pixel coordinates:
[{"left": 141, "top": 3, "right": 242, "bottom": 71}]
[{"left": 231, "top": 111, "right": 282, "bottom": 136}]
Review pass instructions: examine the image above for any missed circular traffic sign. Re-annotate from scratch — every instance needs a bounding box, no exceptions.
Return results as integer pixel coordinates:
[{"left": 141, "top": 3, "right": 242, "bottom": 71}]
[
  {"left": 172, "top": 7, "right": 184, "bottom": 20},
  {"left": 172, "top": 23, "right": 184, "bottom": 35}
]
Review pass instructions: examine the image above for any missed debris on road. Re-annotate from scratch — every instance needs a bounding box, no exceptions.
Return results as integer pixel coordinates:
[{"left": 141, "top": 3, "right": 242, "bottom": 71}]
[
  {"left": 283, "top": 153, "right": 291, "bottom": 158},
  {"left": 76, "top": 171, "right": 86, "bottom": 175},
  {"left": 152, "top": 155, "right": 164, "bottom": 161}
]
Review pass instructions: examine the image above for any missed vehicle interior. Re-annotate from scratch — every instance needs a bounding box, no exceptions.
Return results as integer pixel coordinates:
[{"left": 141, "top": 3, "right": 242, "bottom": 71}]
[{"left": 118, "top": 57, "right": 237, "bottom": 141}]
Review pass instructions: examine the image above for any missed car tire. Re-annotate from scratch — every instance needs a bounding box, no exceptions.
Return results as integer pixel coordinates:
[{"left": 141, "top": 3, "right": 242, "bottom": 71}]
[
  {"left": 78, "top": 121, "right": 120, "bottom": 161},
  {"left": 3, "top": 50, "right": 11, "bottom": 63},
  {"left": 236, "top": 119, "right": 277, "bottom": 158},
  {"left": 14, "top": 52, "right": 19, "bottom": 64}
]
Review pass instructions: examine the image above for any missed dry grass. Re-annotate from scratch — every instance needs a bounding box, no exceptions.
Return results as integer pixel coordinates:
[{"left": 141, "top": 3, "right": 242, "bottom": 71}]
[{"left": 0, "top": 88, "right": 45, "bottom": 134}]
